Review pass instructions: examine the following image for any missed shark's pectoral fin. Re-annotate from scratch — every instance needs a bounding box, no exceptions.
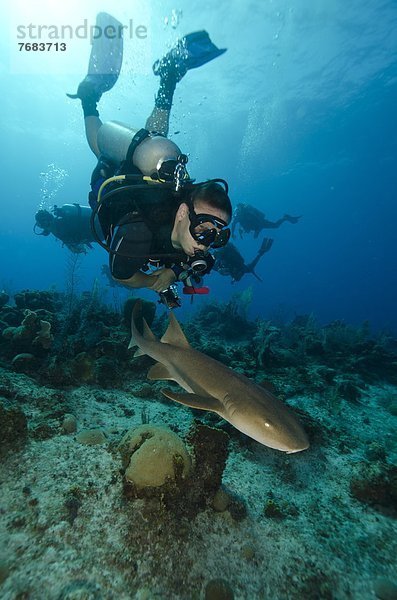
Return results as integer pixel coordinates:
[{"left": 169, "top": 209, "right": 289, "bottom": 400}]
[
  {"left": 162, "top": 389, "right": 222, "bottom": 413},
  {"left": 147, "top": 362, "right": 176, "bottom": 381},
  {"left": 133, "top": 348, "right": 145, "bottom": 357}
]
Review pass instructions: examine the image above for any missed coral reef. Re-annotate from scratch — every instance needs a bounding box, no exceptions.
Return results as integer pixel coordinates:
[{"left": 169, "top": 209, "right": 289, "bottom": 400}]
[
  {"left": 2, "top": 309, "right": 54, "bottom": 360},
  {"left": 186, "top": 421, "right": 230, "bottom": 501},
  {"left": 0, "top": 289, "right": 396, "bottom": 599},
  {"left": 0, "top": 289, "right": 137, "bottom": 387},
  {"left": 119, "top": 421, "right": 234, "bottom": 521},
  {"left": 0, "top": 291, "right": 9, "bottom": 309},
  {"left": 119, "top": 424, "right": 191, "bottom": 494},
  {"left": 187, "top": 292, "right": 256, "bottom": 342},
  {"left": 123, "top": 297, "right": 156, "bottom": 332},
  {"left": 251, "top": 313, "right": 397, "bottom": 383},
  {"left": 1, "top": 288, "right": 395, "bottom": 399},
  {"left": 14, "top": 290, "right": 63, "bottom": 312}
]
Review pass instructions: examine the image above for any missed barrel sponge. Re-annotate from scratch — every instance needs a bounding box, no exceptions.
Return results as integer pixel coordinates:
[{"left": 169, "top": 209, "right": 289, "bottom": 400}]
[{"left": 118, "top": 424, "right": 191, "bottom": 490}]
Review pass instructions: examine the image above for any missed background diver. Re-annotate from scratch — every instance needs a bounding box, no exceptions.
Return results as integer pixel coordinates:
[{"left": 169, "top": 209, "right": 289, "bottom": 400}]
[
  {"left": 34, "top": 204, "right": 98, "bottom": 254},
  {"left": 63, "top": 12, "right": 232, "bottom": 307},
  {"left": 232, "top": 203, "right": 301, "bottom": 239},
  {"left": 214, "top": 237, "right": 274, "bottom": 283}
]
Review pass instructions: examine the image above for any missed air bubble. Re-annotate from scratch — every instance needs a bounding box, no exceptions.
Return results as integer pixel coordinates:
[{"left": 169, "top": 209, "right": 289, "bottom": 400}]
[{"left": 38, "top": 163, "right": 69, "bottom": 210}]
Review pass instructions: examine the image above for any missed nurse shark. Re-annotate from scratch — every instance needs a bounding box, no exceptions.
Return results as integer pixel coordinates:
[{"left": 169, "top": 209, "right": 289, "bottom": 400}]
[{"left": 129, "top": 301, "right": 309, "bottom": 453}]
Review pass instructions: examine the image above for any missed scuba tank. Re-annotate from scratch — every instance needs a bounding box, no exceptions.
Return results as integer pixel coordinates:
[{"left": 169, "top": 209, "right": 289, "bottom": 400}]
[
  {"left": 96, "top": 121, "right": 182, "bottom": 177},
  {"left": 53, "top": 203, "right": 91, "bottom": 220}
]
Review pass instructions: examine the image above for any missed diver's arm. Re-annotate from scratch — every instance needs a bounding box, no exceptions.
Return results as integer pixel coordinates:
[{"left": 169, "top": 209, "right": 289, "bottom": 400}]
[
  {"left": 113, "top": 268, "right": 176, "bottom": 292},
  {"left": 147, "top": 268, "right": 177, "bottom": 292},
  {"left": 113, "top": 271, "right": 154, "bottom": 289}
]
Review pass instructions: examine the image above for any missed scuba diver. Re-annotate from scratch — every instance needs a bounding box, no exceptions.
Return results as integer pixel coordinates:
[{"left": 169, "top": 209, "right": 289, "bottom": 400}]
[
  {"left": 66, "top": 12, "right": 231, "bottom": 308},
  {"left": 214, "top": 237, "right": 274, "bottom": 283},
  {"left": 232, "top": 203, "right": 301, "bottom": 239},
  {"left": 34, "top": 204, "right": 97, "bottom": 254}
]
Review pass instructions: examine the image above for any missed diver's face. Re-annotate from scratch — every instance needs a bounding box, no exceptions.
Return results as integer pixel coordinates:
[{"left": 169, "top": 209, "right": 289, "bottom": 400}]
[{"left": 172, "top": 202, "right": 229, "bottom": 257}]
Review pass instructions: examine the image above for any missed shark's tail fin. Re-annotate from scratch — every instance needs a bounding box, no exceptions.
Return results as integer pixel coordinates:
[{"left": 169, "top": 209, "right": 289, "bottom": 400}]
[
  {"left": 130, "top": 299, "right": 192, "bottom": 358},
  {"left": 129, "top": 299, "right": 157, "bottom": 356}
]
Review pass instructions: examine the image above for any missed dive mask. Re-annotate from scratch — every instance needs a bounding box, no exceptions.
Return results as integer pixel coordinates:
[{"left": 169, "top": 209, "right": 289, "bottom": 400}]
[{"left": 189, "top": 210, "right": 230, "bottom": 249}]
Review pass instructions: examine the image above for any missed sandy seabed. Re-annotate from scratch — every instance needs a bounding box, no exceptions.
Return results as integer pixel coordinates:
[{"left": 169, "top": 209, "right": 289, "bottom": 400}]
[{"left": 0, "top": 367, "right": 396, "bottom": 600}]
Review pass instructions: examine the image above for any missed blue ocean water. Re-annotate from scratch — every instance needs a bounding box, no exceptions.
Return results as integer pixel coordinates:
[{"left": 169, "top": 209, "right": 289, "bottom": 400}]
[{"left": 0, "top": 0, "right": 396, "bottom": 332}]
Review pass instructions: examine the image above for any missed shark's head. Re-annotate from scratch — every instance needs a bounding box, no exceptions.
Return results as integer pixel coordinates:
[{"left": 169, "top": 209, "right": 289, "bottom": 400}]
[{"left": 241, "top": 397, "right": 309, "bottom": 453}]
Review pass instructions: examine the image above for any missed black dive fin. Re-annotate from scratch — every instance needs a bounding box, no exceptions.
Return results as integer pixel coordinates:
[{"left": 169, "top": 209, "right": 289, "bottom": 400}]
[
  {"left": 67, "top": 12, "right": 123, "bottom": 101},
  {"left": 249, "top": 268, "right": 263, "bottom": 282},
  {"left": 246, "top": 238, "right": 274, "bottom": 281},
  {"left": 258, "top": 237, "right": 274, "bottom": 256},
  {"left": 153, "top": 30, "right": 226, "bottom": 81}
]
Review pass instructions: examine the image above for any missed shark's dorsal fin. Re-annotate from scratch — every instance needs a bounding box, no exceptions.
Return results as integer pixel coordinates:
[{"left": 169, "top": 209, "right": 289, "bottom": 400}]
[
  {"left": 162, "top": 389, "right": 223, "bottom": 414},
  {"left": 147, "top": 362, "right": 176, "bottom": 381},
  {"left": 160, "top": 312, "right": 191, "bottom": 349}
]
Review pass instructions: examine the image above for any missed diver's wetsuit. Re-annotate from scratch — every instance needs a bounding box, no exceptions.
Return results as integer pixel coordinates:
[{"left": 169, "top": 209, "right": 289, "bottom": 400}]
[
  {"left": 49, "top": 204, "right": 96, "bottom": 253},
  {"left": 214, "top": 242, "right": 248, "bottom": 282},
  {"left": 232, "top": 203, "right": 301, "bottom": 239},
  {"left": 214, "top": 238, "right": 273, "bottom": 283},
  {"left": 89, "top": 158, "right": 215, "bottom": 281}
]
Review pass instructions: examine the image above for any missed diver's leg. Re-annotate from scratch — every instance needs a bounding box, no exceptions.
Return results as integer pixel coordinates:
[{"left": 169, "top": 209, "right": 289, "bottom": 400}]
[
  {"left": 75, "top": 92, "right": 103, "bottom": 157},
  {"left": 145, "top": 107, "right": 170, "bottom": 138},
  {"left": 69, "top": 82, "right": 107, "bottom": 158},
  {"left": 145, "top": 74, "right": 177, "bottom": 136},
  {"left": 146, "top": 30, "right": 226, "bottom": 137},
  {"left": 67, "top": 13, "right": 123, "bottom": 155},
  {"left": 84, "top": 115, "right": 102, "bottom": 157}
]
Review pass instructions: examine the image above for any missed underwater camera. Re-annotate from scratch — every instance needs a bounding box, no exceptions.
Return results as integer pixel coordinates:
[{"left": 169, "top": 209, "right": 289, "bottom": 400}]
[{"left": 158, "top": 284, "right": 181, "bottom": 309}]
